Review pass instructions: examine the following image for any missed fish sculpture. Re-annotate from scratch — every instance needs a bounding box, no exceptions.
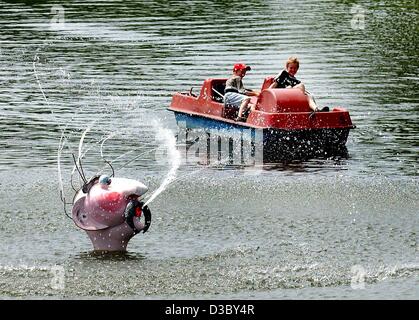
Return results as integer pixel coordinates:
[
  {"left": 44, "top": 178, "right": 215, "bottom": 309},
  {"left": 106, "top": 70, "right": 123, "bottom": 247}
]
[{"left": 71, "top": 174, "right": 151, "bottom": 251}]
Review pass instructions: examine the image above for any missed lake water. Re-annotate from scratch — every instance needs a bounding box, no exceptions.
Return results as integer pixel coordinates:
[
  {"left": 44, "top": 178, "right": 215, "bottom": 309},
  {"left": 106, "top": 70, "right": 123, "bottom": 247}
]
[{"left": 0, "top": 0, "right": 417, "bottom": 299}]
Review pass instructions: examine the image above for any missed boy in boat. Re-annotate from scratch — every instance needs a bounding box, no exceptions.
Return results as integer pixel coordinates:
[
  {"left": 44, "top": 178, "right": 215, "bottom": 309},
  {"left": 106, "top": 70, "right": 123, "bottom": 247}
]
[
  {"left": 224, "top": 63, "right": 260, "bottom": 122},
  {"left": 269, "top": 56, "right": 328, "bottom": 114}
]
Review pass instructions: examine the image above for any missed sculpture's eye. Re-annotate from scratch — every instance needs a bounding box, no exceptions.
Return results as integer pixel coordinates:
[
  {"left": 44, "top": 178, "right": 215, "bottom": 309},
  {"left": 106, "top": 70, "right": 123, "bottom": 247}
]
[{"left": 99, "top": 175, "right": 111, "bottom": 185}]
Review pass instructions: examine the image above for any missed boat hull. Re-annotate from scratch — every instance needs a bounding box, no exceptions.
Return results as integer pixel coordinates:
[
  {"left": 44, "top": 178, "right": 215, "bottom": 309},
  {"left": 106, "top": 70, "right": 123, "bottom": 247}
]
[{"left": 173, "top": 111, "right": 349, "bottom": 162}]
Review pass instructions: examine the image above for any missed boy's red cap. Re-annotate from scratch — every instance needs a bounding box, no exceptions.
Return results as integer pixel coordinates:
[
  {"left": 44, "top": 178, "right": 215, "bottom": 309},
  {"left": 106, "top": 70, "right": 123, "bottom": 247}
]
[{"left": 233, "top": 63, "right": 251, "bottom": 71}]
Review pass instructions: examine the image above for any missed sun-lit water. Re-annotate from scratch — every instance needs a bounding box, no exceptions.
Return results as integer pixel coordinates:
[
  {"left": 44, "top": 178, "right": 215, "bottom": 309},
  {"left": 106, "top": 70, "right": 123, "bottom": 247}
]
[{"left": 0, "top": 0, "right": 417, "bottom": 299}]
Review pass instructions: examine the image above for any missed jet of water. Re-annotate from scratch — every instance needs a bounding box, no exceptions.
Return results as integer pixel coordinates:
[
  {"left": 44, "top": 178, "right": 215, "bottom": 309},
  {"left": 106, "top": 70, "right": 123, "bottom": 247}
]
[{"left": 143, "top": 122, "right": 181, "bottom": 207}]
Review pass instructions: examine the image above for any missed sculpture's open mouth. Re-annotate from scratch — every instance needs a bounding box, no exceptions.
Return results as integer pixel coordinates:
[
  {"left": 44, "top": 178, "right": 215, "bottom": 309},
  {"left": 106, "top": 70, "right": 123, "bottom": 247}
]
[{"left": 124, "top": 195, "right": 152, "bottom": 235}]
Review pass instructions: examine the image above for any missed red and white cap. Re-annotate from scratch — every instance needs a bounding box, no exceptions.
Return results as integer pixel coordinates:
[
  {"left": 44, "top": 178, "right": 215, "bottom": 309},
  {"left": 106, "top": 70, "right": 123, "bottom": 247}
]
[{"left": 233, "top": 63, "right": 251, "bottom": 72}]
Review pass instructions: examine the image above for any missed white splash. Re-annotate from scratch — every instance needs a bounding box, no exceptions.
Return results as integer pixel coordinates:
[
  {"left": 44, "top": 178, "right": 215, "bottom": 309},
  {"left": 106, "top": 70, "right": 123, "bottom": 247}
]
[
  {"left": 143, "top": 123, "right": 181, "bottom": 207},
  {"left": 57, "top": 132, "right": 66, "bottom": 209},
  {"left": 100, "top": 132, "right": 117, "bottom": 160},
  {"left": 69, "top": 120, "right": 97, "bottom": 182},
  {"left": 34, "top": 54, "right": 69, "bottom": 211}
]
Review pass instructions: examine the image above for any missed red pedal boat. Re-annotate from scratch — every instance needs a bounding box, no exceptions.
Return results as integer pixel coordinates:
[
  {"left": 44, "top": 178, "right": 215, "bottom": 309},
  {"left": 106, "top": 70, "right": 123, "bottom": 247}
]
[{"left": 168, "top": 77, "right": 355, "bottom": 161}]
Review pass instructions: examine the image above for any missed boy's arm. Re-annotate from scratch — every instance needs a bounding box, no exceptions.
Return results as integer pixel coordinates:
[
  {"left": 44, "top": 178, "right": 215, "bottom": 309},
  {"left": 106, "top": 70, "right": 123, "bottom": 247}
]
[{"left": 244, "top": 88, "right": 260, "bottom": 96}]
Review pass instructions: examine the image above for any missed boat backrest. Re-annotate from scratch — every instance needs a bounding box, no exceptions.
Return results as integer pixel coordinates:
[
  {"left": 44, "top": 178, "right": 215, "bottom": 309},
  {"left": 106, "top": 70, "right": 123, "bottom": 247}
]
[
  {"left": 256, "top": 88, "right": 310, "bottom": 112},
  {"left": 261, "top": 76, "right": 275, "bottom": 90},
  {"left": 199, "top": 78, "right": 227, "bottom": 103}
]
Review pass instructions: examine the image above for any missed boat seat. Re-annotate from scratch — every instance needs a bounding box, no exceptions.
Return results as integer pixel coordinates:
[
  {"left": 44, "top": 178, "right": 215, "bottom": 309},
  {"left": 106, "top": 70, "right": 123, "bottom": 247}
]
[{"left": 222, "top": 104, "right": 239, "bottom": 120}]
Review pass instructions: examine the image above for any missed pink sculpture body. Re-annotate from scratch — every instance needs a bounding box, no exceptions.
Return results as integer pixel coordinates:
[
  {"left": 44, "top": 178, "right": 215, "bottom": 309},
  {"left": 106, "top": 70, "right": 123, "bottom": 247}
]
[{"left": 72, "top": 175, "right": 151, "bottom": 251}]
